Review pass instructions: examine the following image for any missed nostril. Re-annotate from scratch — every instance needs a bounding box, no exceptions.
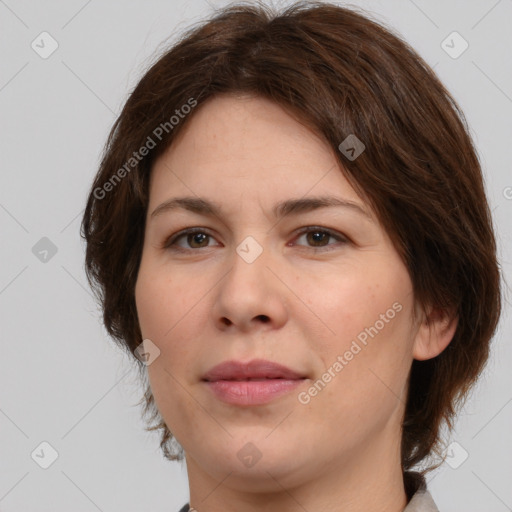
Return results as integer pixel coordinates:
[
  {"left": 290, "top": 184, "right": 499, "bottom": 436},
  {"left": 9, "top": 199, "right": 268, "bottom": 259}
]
[{"left": 257, "top": 315, "right": 270, "bottom": 323}]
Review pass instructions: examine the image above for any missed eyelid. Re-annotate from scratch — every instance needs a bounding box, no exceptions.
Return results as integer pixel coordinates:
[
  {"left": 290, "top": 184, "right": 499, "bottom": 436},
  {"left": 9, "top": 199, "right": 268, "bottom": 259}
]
[
  {"left": 290, "top": 226, "right": 349, "bottom": 250},
  {"left": 163, "top": 226, "right": 349, "bottom": 251},
  {"left": 162, "top": 227, "right": 218, "bottom": 250}
]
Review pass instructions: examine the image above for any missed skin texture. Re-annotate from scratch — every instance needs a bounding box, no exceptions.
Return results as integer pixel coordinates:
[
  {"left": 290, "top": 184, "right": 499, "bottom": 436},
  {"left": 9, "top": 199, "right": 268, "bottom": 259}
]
[{"left": 135, "top": 94, "right": 457, "bottom": 512}]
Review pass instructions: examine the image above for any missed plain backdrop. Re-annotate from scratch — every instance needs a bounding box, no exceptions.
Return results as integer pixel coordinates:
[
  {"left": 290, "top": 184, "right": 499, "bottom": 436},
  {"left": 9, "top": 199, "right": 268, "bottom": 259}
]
[{"left": 0, "top": 0, "right": 511, "bottom": 511}]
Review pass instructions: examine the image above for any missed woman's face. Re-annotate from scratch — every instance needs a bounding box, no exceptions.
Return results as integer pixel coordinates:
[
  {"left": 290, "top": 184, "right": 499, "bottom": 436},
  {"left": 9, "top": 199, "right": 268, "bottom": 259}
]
[{"left": 135, "top": 94, "right": 425, "bottom": 491}]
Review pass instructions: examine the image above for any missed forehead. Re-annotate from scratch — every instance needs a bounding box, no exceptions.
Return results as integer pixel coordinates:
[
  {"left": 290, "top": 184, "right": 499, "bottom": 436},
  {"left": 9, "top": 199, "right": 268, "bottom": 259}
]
[{"left": 148, "top": 94, "right": 366, "bottom": 213}]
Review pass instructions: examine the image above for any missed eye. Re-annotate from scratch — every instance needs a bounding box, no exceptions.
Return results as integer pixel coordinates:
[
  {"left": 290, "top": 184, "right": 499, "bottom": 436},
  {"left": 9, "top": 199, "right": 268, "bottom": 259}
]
[
  {"left": 163, "top": 226, "right": 348, "bottom": 252},
  {"left": 163, "top": 228, "right": 218, "bottom": 251},
  {"left": 292, "top": 226, "right": 348, "bottom": 250}
]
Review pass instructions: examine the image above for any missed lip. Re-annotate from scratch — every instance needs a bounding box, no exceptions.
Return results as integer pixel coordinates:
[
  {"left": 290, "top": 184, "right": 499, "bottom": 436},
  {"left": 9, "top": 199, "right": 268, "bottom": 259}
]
[
  {"left": 203, "top": 359, "right": 305, "bottom": 381},
  {"left": 202, "top": 359, "right": 307, "bottom": 406}
]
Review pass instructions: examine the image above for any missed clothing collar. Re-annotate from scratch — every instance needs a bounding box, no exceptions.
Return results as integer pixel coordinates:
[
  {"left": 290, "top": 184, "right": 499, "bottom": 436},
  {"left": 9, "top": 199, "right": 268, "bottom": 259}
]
[
  {"left": 403, "top": 488, "right": 439, "bottom": 511},
  {"left": 403, "top": 471, "right": 439, "bottom": 511}
]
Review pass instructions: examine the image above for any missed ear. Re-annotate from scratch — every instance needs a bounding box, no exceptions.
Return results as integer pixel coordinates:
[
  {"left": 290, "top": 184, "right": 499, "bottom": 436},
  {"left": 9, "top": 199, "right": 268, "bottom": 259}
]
[{"left": 412, "top": 304, "right": 458, "bottom": 361}]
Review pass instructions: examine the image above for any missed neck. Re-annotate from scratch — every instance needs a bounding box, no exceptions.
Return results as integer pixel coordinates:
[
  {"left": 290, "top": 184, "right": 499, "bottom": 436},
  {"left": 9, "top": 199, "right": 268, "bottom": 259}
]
[{"left": 185, "top": 423, "right": 408, "bottom": 512}]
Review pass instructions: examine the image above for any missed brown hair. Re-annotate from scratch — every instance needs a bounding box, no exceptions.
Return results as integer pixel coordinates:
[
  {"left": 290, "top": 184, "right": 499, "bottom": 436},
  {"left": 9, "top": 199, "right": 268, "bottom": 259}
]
[{"left": 80, "top": 0, "right": 502, "bottom": 474}]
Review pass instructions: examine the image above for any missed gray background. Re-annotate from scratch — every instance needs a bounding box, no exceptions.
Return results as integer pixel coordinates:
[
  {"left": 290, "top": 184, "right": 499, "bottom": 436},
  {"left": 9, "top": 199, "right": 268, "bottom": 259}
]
[{"left": 0, "top": 0, "right": 511, "bottom": 510}]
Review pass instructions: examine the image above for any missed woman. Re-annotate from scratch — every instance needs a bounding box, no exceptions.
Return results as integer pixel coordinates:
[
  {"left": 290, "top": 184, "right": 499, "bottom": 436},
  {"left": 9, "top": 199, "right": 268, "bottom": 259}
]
[{"left": 81, "top": 2, "right": 502, "bottom": 511}]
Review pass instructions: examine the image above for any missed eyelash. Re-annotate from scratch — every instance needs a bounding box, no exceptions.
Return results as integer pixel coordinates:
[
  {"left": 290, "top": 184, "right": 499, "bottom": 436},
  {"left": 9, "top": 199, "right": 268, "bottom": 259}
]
[{"left": 162, "top": 226, "right": 349, "bottom": 252}]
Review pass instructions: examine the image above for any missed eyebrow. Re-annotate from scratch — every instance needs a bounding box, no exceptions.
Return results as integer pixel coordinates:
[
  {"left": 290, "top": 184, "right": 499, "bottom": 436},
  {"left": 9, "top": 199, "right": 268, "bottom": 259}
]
[{"left": 150, "top": 195, "right": 373, "bottom": 222}]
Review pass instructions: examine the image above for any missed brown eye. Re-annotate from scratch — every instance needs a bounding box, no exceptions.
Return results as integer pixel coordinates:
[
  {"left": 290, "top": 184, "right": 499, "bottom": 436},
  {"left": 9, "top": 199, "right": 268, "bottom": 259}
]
[
  {"left": 164, "top": 229, "right": 218, "bottom": 250},
  {"left": 306, "top": 230, "right": 331, "bottom": 247},
  {"left": 187, "top": 232, "right": 210, "bottom": 248},
  {"left": 294, "top": 227, "right": 347, "bottom": 249}
]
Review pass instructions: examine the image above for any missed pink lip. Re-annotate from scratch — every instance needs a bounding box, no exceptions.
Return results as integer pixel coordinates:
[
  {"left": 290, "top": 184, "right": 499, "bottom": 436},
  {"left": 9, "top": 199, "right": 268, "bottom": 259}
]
[
  {"left": 203, "top": 359, "right": 305, "bottom": 381},
  {"left": 202, "top": 359, "right": 307, "bottom": 406}
]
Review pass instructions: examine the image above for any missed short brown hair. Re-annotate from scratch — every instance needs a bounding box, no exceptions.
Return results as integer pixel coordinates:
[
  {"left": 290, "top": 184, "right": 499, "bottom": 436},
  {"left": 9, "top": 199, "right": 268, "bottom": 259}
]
[{"left": 81, "top": 0, "right": 502, "bottom": 473}]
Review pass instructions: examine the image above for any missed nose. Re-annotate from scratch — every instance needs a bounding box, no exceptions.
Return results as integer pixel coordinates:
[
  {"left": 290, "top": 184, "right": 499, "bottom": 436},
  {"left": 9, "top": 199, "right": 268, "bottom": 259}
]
[{"left": 212, "top": 240, "right": 289, "bottom": 333}]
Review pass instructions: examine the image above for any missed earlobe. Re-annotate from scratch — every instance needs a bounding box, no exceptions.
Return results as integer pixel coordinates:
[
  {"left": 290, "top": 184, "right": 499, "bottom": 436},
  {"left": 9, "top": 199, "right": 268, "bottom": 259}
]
[{"left": 412, "top": 305, "right": 458, "bottom": 361}]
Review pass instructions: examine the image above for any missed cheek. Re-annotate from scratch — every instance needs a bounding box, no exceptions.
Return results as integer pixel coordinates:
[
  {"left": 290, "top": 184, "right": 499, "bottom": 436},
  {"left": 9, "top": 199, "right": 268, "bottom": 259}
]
[
  {"left": 145, "top": 355, "right": 207, "bottom": 451},
  {"left": 307, "top": 265, "right": 414, "bottom": 402},
  {"left": 135, "top": 264, "right": 201, "bottom": 341},
  {"left": 308, "top": 267, "right": 405, "bottom": 348},
  {"left": 135, "top": 265, "right": 208, "bottom": 388},
  {"left": 136, "top": 270, "right": 206, "bottom": 438}
]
